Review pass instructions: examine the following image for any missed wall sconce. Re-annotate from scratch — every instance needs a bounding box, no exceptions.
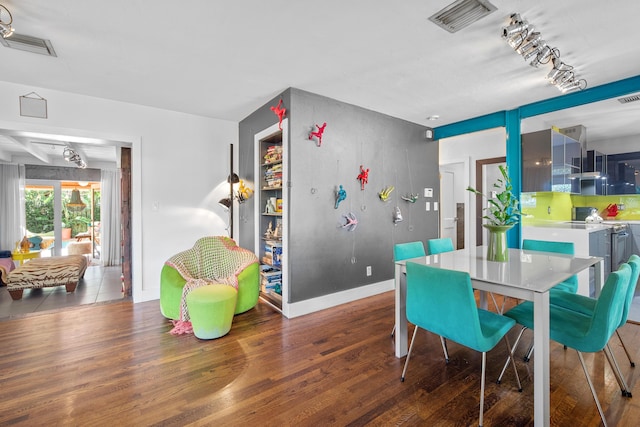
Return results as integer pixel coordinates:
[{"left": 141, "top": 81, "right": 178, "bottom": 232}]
[
  {"left": 501, "top": 13, "right": 587, "bottom": 93},
  {"left": 0, "top": 4, "right": 15, "bottom": 39}
]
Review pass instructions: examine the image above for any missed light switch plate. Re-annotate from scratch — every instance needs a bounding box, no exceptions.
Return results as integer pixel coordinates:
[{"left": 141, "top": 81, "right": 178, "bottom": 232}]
[{"left": 424, "top": 188, "right": 433, "bottom": 198}]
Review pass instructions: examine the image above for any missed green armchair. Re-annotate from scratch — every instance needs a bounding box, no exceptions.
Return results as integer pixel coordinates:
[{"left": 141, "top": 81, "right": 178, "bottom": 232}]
[{"left": 160, "top": 236, "right": 260, "bottom": 320}]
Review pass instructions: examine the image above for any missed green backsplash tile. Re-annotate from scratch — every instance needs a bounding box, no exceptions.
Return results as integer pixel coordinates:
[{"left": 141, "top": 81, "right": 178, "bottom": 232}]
[{"left": 522, "top": 192, "right": 640, "bottom": 222}]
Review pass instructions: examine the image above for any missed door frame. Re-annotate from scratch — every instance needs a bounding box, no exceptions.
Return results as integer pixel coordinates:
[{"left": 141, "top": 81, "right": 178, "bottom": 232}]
[{"left": 475, "top": 156, "right": 506, "bottom": 246}]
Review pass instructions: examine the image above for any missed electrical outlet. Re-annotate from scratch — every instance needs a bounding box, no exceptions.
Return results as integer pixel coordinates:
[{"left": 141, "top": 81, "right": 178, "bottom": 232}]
[
  {"left": 434, "top": 202, "right": 438, "bottom": 211},
  {"left": 366, "top": 266, "right": 372, "bottom": 276},
  {"left": 425, "top": 201, "right": 430, "bottom": 211}
]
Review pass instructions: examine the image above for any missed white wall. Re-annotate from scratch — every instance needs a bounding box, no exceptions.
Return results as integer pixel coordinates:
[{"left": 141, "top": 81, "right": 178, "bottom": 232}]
[
  {"left": 0, "top": 81, "right": 238, "bottom": 303},
  {"left": 439, "top": 127, "right": 506, "bottom": 246}
]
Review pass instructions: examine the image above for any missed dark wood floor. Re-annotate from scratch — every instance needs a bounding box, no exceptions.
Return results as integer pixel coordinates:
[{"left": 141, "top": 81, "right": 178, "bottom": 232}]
[{"left": 0, "top": 291, "right": 639, "bottom": 426}]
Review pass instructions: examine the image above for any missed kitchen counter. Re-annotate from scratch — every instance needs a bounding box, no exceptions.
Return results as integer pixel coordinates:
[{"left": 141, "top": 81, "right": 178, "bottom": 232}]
[
  {"left": 523, "top": 221, "right": 612, "bottom": 232},
  {"left": 522, "top": 223, "right": 608, "bottom": 296}
]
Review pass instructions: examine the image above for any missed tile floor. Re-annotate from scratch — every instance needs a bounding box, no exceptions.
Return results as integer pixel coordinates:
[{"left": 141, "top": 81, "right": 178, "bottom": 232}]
[{"left": 0, "top": 260, "right": 126, "bottom": 321}]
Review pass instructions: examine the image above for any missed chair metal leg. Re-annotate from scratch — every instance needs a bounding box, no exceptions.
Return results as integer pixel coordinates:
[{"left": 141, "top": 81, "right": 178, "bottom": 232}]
[
  {"left": 401, "top": 326, "right": 419, "bottom": 382},
  {"left": 502, "top": 334, "right": 523, "bottom": 392},
  {"left": 604, "top": 344, "right": 632, "bottom": 397},
  {"left": 479, "top": 351, "right": 486, "bottom": 427},
  {"left": 497, "top": 326, "right": 526, "bottom": 384},
  {"left": 616, "top": 329, "right": 635, "bottom": 367},
  {"left": 524, "top": 340, "right": 534, "bottom": 362},
  {"left": 440, "top": 336, "right": 450, "bottom": 363},
  {"left": 489, "top": 292, "right": 501, "bottom": 314},
  {"left": 576, "top": 350, "right": 609, "bottom": 427}
]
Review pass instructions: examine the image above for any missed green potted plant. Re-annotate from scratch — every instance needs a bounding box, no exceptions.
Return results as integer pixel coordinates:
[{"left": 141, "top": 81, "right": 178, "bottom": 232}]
[{"left": 467, "top": 165, "right": 521, "bottom": 261}]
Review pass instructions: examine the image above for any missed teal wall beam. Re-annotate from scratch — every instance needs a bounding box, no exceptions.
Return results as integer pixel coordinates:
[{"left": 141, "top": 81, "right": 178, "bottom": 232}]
[
  {"left": 504, "top": 109, "right": 521, "bottom": 248},
  {"left": 433, "top": 111, "right": 506, "bottom": 140},
  {"left": 520, "top": 74, "right": 640, "bottom": 119}
]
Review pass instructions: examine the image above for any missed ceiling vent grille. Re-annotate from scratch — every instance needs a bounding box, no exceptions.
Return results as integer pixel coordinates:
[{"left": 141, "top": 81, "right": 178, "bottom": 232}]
[
  {"left": 617, "top": 94, "right": 640, "bottom": 104},
  {"left": 429, "top": 0, "right": 497, "bottom": 33},
  {"left": 0, "top": 33, "right": 57, "bottom": 57}
]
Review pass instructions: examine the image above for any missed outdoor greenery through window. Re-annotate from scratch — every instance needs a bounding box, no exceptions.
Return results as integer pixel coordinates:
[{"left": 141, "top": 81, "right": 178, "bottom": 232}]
[{"left": 25, "top": 184, "right": 101, "bottom": 238}]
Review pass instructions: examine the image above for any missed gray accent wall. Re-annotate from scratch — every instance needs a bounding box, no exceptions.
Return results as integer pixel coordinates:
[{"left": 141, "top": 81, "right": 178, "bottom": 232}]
[{"left": 239, "top": 88, "right": 439, "bottom": 303}]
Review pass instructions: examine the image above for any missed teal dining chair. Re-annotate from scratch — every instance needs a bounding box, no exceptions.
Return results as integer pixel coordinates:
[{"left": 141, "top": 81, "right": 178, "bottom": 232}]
[
  {"left": 393, "top": 242, "right": 450, "bottom": 362},
  {"left": 544, "top": 254, "right": 640, "bottom": 397},
  {"left": 426, "top": 237, "right": 454, "bottom": 255},
  {"left": 401, "top": 262, "right": 521, "bottom": 427},
  {"left": 499, "top": 263, "right": 631, "bottom": 426},
  {"left": 519, "top": 239, "right": 579, "bottom": 360},
  {"left": 523, "top": 239, "right": 578, "bottom": 293},
  {"left": 392, "top": 242, "right": 426, "bottom": 341}
]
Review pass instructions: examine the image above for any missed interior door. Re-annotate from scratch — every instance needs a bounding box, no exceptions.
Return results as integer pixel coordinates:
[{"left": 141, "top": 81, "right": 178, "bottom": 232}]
[{"left": 440, "top": 169, "right": 457, "bottom": 246}]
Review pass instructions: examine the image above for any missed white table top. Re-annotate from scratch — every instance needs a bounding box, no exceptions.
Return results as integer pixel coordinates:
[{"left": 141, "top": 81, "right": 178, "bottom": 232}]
[{"left": 396, "top": 246, "right": 602, "bottom": 295}]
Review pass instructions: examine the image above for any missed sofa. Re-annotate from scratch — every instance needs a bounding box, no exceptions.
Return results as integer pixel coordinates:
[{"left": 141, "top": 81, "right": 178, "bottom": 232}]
[{"left": 160, "top": 236, "right": 260, "bottom": 320}]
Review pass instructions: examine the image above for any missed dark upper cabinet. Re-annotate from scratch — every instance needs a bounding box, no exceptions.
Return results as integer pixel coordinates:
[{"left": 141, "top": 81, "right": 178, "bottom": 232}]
[
  {"left": 522, "top": 129, "right": 581, "bottom": 193},
  {"left": 606, "top": 151, "right": 640, "bottom": 194}
]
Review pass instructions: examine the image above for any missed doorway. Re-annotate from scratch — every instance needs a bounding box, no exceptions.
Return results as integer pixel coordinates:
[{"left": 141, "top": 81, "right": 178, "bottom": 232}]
[
  {"left": 474, "top": 157, "right": 506, "bottom": 246},
  {"left": 25, "top": 180, "right": 101, "bottom": 259},
  {"left": 440, "top": 159, "right": 470, "bottom": 250}
]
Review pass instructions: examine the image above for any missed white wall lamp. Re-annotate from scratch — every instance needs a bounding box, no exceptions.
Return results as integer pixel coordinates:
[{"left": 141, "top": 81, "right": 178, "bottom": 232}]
[
  {"left": 0, "top": 4, "right": 14, "bottom": 38},
  {"left": 502, "top": 13, "right": 587, "bottom": 93}
]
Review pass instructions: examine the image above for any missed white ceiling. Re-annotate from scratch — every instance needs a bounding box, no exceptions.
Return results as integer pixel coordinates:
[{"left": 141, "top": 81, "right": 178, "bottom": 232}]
[{"left": 1, "top": 0, "right": 640, "bottom": 165}]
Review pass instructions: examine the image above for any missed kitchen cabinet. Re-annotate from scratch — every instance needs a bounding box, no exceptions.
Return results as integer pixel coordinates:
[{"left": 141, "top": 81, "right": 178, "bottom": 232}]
[
  {"left": 606, "top": 152, "right": 640, "bottom": 194},
  {"left": 589, "top": 228, "right": 611, "bottom": 295},
  {"left": 631, "top": 224, "right": 640, "bottom": 255},
  {"left": 522, "top": 129, "right": 581, "bottom": 193}
]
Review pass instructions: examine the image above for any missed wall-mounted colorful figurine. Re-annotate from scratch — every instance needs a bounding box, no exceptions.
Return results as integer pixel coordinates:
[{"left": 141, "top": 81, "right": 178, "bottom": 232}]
[
  {"left": 309, "top": 122, "right": 327, "bottom": 147},
  {"left": 401, "top": 193, "right": 419, "bottom": 203},
  {"left": 341, "top": 212, "right": 358, "bottom": 232},
  {"left": 236, "top": 179, "right": 254, "bottom": 203},
  {"left": 270, "top": 99, "right": 286, "bottom": 130},
  {"left": 356, "top": 165, "right": 369, "bottom": 190},
  {"left": 378, "top": 185, "right": 394, "bottom": 202},
  {"left": 393, "top": 206, "right": 403, "bottom": 224},
  {"left": 335, "top": 184, "right": 347, "bottom": 209}
]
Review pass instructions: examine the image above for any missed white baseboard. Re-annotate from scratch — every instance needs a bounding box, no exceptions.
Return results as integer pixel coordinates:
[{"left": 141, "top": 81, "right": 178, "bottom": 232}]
[{"left": 284, "top": 279, "right": 394, "bottom": 318}]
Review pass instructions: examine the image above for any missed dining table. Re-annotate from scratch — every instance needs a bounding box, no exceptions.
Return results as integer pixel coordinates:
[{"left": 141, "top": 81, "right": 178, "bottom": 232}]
[{"left": 394, "top": 245, "right": 603, "bottom": 427}]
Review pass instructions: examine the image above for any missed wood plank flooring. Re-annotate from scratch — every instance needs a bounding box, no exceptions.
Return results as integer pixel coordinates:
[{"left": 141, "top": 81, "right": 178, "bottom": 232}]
[{"left": 0, "top": 292, "right": 639, "bottom": 426}]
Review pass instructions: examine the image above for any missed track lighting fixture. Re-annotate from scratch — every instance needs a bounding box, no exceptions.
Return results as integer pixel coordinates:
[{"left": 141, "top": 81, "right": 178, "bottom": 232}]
[
  {"left": 0, "top": 4, "right": 14, "bottom": 38},
  {"left": 501, "top": 13, "right": 587, "bottom": 93},
  {"left": 63, "top": 146, "right": 87, "bottom": 169}
]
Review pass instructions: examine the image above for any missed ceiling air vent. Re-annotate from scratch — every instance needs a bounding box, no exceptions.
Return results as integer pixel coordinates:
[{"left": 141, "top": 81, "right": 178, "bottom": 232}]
[
  {"left": 0, "top": 33, "right": 57, "bottom": 57},
  {"left": 429, "top": 0, "right": 497, "bottom": 33},
  {"left": 617, "top": 94, "right": 640, "bottom": 104}
]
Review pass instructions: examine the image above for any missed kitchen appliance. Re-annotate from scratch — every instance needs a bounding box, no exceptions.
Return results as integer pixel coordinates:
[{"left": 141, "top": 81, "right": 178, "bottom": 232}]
[
  {"left": 585, "top": 208, "right": 603, "bottom": 223},
  {"left": 610, "top": 223, "right": 631, "bottom": 271},
  {"left": 572, "top": 206, "right": 597, "bottom": 221},
  {"left": 606, "top": 203, "right": 619, "bottom": 217}
]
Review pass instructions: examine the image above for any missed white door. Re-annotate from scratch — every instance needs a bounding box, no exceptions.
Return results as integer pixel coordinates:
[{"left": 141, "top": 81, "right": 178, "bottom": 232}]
[
  {"left": 439, "top": 161, "right": 467, "bottom": 250},
  {"left": 440, "top": 169, "right": 456, "bottom": 245}
]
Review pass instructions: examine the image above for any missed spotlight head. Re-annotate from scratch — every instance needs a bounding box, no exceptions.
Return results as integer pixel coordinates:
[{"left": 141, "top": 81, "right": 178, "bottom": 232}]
[
  {"left": 530, "top": 45, "right": 552, "bottom": 67},
  {"left": 63, "top": 147, "right": 74, "bottom": 161},
  {"left": 0, "top": 22, "right": 14, "bottom": 38},
  {"left": 218, "top": 198, "right": 232, "bottom": 209}
]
